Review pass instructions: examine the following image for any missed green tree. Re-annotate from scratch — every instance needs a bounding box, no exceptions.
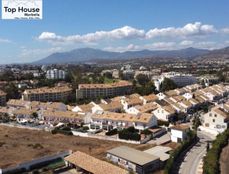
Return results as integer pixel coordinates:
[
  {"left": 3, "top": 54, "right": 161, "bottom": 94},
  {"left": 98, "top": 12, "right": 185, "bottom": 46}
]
[
  {"left": 3, "top": 83, "right": 20, "bottom": 100},
  {"left": 103, "top": 72, "right": 112, "bottom": 79},
  {"left": 136, "top": 74, "right": 150, "bottom": 86},
  {"left": 32, "top": 112, "right": 38, "bottom": 120},
  {"left": 217, "top": 71, "right": 226, "bottom": 82},
  {"left": 193, "top": 116, "right": 201, "bottom": 131},
  {"left": 160, "top": 78, "right": 177, "bottom": 92}
]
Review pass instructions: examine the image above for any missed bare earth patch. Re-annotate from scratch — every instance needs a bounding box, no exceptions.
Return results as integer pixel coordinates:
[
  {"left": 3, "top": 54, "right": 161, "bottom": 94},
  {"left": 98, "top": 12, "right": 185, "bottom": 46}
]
[
  {"left": 0, "top": 125, "right": 153, "bottom": 169},
  {"left": 220, "top": 144, "right": 229, "bottom": 174}
]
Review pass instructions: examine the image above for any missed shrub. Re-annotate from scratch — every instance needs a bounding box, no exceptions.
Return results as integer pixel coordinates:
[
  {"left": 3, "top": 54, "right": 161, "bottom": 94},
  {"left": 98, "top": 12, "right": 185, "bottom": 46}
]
[
  {"left": 106, "top": 129, "right": 118, "bottom": 136},
  {"left": 61, "top": 126, "right": 71, "bottom": 131},
  {"left": 203, "top": 129, "right": 229, "bottom": 174},
  {"left": 51, "top": 128, "right": 73, "bottom": 136},
  {"left": 33, "top": 143, "right": 44, "bottom": 149},
  {"left": 158, "top": 120, "right": 169, "bottom": 127},
  {"left": 127, "top": 126, "right": 138, "bottom": 133},
  {"left": 141, "top": 129, "right": 152, "bottom": 135},
  {"left": 118, "top": 128, "right": 141, "bottom": 141},
  {"left": 82, "top": 126, "right": 89, "bottom": 131}
]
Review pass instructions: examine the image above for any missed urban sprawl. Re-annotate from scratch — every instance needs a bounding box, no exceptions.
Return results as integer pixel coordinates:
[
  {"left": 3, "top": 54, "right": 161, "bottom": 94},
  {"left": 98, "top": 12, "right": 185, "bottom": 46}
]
[{"left": 0, "top": 60, "right": 229, "bottom": 174}]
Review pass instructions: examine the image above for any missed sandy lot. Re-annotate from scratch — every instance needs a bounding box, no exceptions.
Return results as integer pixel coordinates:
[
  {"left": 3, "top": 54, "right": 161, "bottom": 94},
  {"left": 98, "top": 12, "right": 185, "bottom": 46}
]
[
  {"left": 220, "top": 144, "right": 229, "bottom": 174},
  {"left": 0, "top": 125, "right": 152, "bottom": 169}
]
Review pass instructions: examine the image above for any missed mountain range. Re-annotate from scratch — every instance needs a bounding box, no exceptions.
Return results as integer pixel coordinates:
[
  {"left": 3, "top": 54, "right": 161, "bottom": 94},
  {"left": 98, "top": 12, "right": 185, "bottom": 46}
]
[{"left": 33, "top": 46, "right": 229, "bottom": 64}]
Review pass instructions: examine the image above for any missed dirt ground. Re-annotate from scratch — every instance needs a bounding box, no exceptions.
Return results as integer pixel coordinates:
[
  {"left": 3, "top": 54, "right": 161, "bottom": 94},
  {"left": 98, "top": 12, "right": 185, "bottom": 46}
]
[
  {"left": 220, "top": 144, "right": 229, "bottom": 174},
  {"left": 0, "top": 125, "right": 153, "bottom": 169}
]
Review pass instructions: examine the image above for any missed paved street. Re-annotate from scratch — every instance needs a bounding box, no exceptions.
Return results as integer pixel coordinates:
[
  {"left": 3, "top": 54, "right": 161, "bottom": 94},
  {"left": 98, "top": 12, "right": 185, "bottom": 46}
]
[{"left": 179, "top": 131, "right": 213, "bottom": 174}]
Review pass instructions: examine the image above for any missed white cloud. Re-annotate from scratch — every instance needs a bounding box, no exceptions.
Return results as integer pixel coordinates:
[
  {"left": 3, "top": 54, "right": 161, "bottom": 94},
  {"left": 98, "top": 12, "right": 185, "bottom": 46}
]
[
  {"left": 104, "top": 44, "right": 141, "bottom": 52},
  {"left": 104, "top": 42, "right": 176, "bottom": 52},
  {"left": 0, "top": 38, "right": 12, "bottom": 43},
  {"left": 194, "top": 41, "right": 218, "bottom": 49},
  {"left": 221, "top": 28, "right": 229, "bottom": 34},
  {"left": 179, "top": 40, "right": 194, "bottom": 46},
  {"left": 38, "top": 26, "right": 145, "bottom": 44},
  {"left": 146, "top": 22, "right": 216, "bottom": 39},
  {"left": 145, "top": 42, "right": 176, "bottom": 50},
  {"left": 38, "top": 22, "right": 218, "bottom": 45}
]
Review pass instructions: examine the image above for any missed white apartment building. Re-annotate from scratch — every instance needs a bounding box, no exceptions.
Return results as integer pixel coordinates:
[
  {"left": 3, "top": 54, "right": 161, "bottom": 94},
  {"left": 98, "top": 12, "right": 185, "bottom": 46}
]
[
  {"left": 154, "top": 72, "right": 197, "bottom": 90},
  {"left": 46, "top": 69, "right": 66, "bottom": 80},
  {"left": 201, "top": 106, "right": 229, "bottom": 134}
]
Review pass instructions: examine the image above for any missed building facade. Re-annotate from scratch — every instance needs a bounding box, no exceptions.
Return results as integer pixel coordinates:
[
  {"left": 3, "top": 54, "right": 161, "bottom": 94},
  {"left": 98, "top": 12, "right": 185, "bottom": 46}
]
[
  {"left": 76, "top": 81, "right": 133, "bottom": 99},
  {"left": 201, "top": 106, "right": 229, "bottom": 133},
  {"left": 46, "top": 69, "right": 66, "bottom": 80},
  {"left": 107, "top": 146, "right": 160, "bottom": 174},
  {"left": 22, "top": 86, "right": 72, "bottom": 102}
]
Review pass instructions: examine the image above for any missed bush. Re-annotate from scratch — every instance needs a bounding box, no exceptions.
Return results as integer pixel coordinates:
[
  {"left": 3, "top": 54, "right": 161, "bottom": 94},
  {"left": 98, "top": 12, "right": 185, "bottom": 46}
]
[
  {"left": 82, "top": 126, "right": 89, "bottom": 131},
  {"left": 61, "top": 126, "right": 71, "bottom": 131},
  {"left": 127, "top": 126, "right": 138, "bottom": 133},
  {"left": 203, "top": 129, "right": 229, "bottom": 174},
  {"left": 106, "top": 129, "right": 118, "bottom": 136},
  {"left": 141, "top": 129, "right": 152, "bottom": 135},
  {"left": 158, "top": 120, "right": 170, "bottom": 127},
  {"left": 118, "top": 128, "right": 141, "bottom": 141},
  {"left": 51, "top": 128, "right": 73, "bottom": 136}
]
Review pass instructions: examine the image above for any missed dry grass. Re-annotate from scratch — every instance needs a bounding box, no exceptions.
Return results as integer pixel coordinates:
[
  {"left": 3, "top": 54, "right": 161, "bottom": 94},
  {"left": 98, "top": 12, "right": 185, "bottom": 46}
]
[{"left": 0, "top": 125, "right": 153, "bottom": 169}]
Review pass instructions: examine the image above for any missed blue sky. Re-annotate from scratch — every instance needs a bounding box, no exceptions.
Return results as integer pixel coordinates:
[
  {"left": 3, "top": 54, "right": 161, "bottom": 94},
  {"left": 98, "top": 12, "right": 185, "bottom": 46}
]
[{"left": 0, "top": 0, "right": 229, "bottom": 64}]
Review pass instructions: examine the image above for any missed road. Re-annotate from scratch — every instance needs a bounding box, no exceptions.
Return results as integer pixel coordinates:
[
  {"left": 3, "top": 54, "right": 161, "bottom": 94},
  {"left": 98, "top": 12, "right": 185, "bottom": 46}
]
[{"left": 179, "top": 131, "right": 213, "bottom": 174}]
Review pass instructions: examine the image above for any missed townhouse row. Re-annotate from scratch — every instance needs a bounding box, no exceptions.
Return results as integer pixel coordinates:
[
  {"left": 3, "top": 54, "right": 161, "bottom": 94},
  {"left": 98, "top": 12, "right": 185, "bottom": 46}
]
[{"left": 1, "top": 83, "right": 228, "bottom": 135}]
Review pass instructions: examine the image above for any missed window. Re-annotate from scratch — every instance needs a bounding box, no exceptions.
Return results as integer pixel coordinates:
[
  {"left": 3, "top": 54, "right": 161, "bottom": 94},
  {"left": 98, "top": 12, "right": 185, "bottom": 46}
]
[
  {"left": 214, "top": 114, "right": 217, "bottom": 117},
  {"left": 209, "top": 113, "right": 212, "bottom": 117},
  {"left": 213, "top": 119, "right": 215, "bottom": 122}
]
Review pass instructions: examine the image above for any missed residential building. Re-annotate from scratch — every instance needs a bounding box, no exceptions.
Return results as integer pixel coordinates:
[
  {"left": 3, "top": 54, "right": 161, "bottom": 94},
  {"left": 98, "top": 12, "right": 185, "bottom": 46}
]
[
  {"left": 153, "top": 103, "right": 176, "bottom": 122},
  {"left": 22, "top": 85, "right": 72, "bottom": 102},
  {"left": 72, "top": 103, "right": 95, "bottom": 115},
  {"left": 163, "top": 72, "right": 197, "bottom": 87},
  {"left": 0, "top": 90, "right": 6, "bottom": 106},
  {"left": 91, "top": 112, "right": 157, "bottom": 130},
  {"left": 107, "top": 146, "right": 160, "bottom": 174},
  {"left": 201, "top": 106, "right": 229, "bottom": 134},
  {"left": 199, "top": 75, "right": 219, "bottom": 86},
  {"left": 154, "top": 72, "right": 197, "bottom": 90},
  {"left": 14, "top": 109, "right": 39, "bottom": 123},
  {"left": 46, "top": 69, "right": 66, "bottom": 80},
  {"left": 43, "top": 110, "right": 89, "bottom": 124},
  {"left": 7, "top": 99, "right": 67, "bottom": 111},
  {"left": 65, "top": 151, "right": 128, "bottom": 174},
  {"left": 170, "top": 124, "right": 190, "bottom": 143},
  {"left": 76, "top": 80, "right": 133, "bottom": 99},
  {"left": 101, "top": 69, "right": 119, "bottom": 79},
  {"left": 140, "top": 94, "right": 158, "bottom": 104},
  {"left": 134, "top": 102, "right": 158, "bottom": 114},
  {"left": 98, "top": 101, "right": 123, "bottom": 112}
]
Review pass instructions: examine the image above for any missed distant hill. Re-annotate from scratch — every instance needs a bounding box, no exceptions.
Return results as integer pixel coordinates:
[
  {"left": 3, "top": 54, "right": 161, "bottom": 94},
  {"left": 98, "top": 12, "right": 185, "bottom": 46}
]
[
  {"left": 195, "top": 46, "right": 229, "bottom": 61},
  {"left": 33, "top": 47, "right": 210, "bottom": 64}
]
